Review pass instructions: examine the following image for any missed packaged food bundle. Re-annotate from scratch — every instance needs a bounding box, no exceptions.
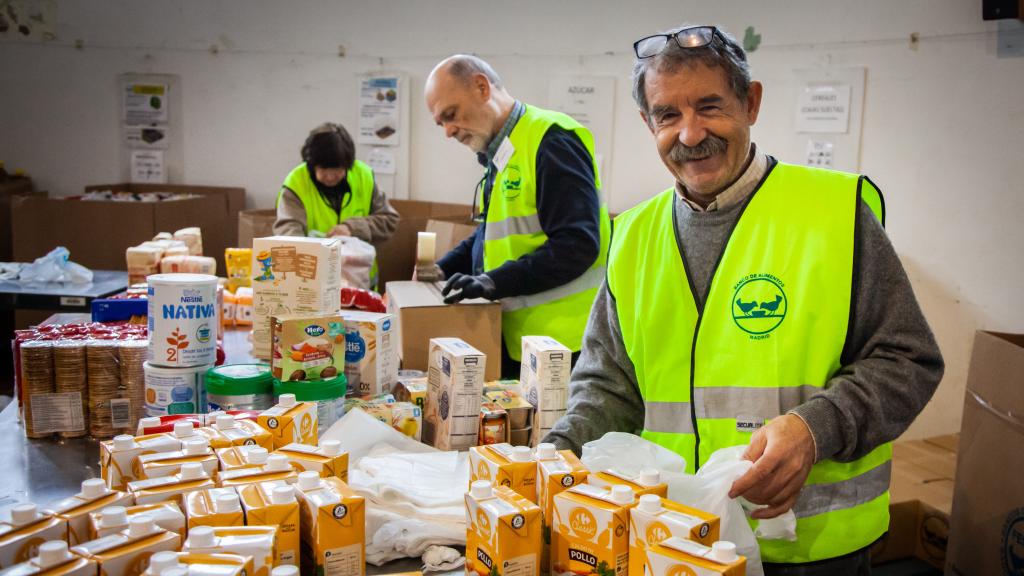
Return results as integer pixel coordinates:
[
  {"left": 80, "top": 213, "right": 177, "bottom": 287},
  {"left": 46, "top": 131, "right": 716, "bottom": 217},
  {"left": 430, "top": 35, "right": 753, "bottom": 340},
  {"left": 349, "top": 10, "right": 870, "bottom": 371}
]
[
  {"left": 173, "top": 227, "right": 204, "bottom": 256},
  {"left": 225, "top": 248, "right": 253, "bottom": 292},
  {"left": 126, "top": 245, "right": 164, "bottom": 285},
  {"left": 159, "top": 255, "right": 217, "bottom": 275}
]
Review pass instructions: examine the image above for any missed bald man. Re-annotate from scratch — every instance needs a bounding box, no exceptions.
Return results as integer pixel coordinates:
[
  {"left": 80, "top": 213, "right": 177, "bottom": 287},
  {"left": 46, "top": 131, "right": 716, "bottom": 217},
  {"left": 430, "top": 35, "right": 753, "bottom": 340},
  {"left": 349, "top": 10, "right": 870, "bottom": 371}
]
[{"left": 424, "top": 55, "right": 611, "bottom": 376}]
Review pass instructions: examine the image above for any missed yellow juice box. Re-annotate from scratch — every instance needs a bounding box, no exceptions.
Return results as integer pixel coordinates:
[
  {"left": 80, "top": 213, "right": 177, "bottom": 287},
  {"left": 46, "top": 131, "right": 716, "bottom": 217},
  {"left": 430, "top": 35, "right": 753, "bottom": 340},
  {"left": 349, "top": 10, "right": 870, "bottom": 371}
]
[
  {"left": 469, "top": 443, "right": 538, "bottom": 503},
  {"left": 0, "top": 541, "right": 97, "bottom": 575},
  {"left": 100, "top": 433, "right": 182, "bottom": 490},
  {"left": 184, "top": 525, "right": 276, "bottom": 576},
  {"left": 275, "top": 440, "right": 349, "bottom": 481},
  {"left": 629, "top": 494, "right": 721, "bottom": 576},
  {"left": 142, "top": 550, "right": 255, "bottom": 575},
  {"left": 216, "top": 445, "right": 270, "bottom": 473},
  {"left": 204, "top": 414, "right": 273, "bottom": 450},
  {"left": 70, "top": 515, "right": 180, "bottom": 576},
  {"left": 135, "top": 438, "right": 219, "bottom": 480},
  {"left": 89, "top": 502, "right": 186, "bottom": 541},
  {"left": 44, "top": 478, "right": 132, "bottom": 546},
  {"left": 645, "top": 537, "right": 746, "bottom": 576},
  {"left": 535, "top": 444, "right": 590, "bottom": 576},
  {"left": 128, "top": 462, "right": 216, "bottom": 505},
  {"left": 0, "top": 504, "right": 69, "bottom": 569},
  {"left": 218, "top": 454, "right": 299, "bottom": 488},
  {"left": 185, "top": 488, "right": 245, "bottom": 529},
  {"left": 587, "top": 468, "right": 668, "bottom": 499},
  {"left": 465, "top": 481, "right": 543, "bottom": 576},
  {"left": 293, "top": 472, "right": 364, "bottom": 576},
  {"left": 551, "top": 484, "right": 637, "bottom": 576},
  {"left": 258, "top": 393, "right": 318, "bottom": 449},
  {"left": 238, "top": 481, "right": 301, "bottom": 566}
]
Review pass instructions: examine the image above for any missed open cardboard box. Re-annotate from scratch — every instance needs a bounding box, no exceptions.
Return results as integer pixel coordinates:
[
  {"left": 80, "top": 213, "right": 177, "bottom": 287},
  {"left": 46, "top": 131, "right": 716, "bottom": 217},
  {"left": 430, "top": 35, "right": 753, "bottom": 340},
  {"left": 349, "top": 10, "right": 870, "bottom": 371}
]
[{"left": 375, "top": 199, "right": 474, "bottom": 288}]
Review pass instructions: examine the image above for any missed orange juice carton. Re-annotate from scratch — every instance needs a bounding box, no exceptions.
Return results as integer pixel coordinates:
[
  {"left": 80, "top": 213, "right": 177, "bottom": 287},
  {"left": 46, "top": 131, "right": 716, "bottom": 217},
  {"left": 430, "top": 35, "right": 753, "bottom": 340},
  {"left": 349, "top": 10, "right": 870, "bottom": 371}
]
[
  {"left": 127, "top": 462, "right": 216, "bottom": 505},
  {"left": 216, "top": 445, "right": 271, "bottom": 474},
  {"left": 100, "top": 433, "right": 182, "bottom": 490},
  {"left": 204, "top": 414, "right": 273, "bottom": 450},
  {"left": 271, "top": 313, "right": 346, "bottom": 382},
  {"left": 469, "top": 444, "right": 538, "bottom": 503},
  {"left": 535, "top": 444, "right": 590, "bottom": 575},
  {"left": 465, "top": 481, "right": 542, "bottom": 576},
  {"left": 275, "top": 440, "right": 349, "bottom": 481},
  {"left": 293, "top": 472, "right": 365, "bottom": 576},
  {"left": 645, "top": 537, "right": 746, "bottom": 576},
  {"left": 551, "top": 484, "right": 637, "bottom": 576},
  {"left": 518, "top": 336, "right": 571, "bottom": 446},
  {"left": 70, "top": 515, "right": 180, "bottom": 576},
  {"left": 587, "top": 468, "right": 668, "bottom": 499},
  {"left": 44, "top": 478, "right": 133, "bottom": 545},
  {"left": 0, "top": 504, "right": 69, "bottom": 569},
  {"left": 142, "top": 550, "right": 254, "bottom": 575},
  {"left": 0, "top": 540, "right": 97, "bottom": 575},
  {"left": 218, "top": 455, "right": 299, "bottom": 488},
  {"left": 629, "top": 494, "right": 721, "bottom": 576},
  {"left": 340, "top": 310, "right": 397, "bottom": 397},
  {"left": 238, "top": 481, "right": 301, "bottom": 566},
  {"left": 185, "top": 488, "right": 245, "bottom": 529},
  {"left": 184, "top": 525, "right": 277, "bottom": 576},
  {"left": 257, "top": 393, "right": 318, "bottom": 449},
  {"left": 89, "top": 502, "right": 186, "bottom": 541},
  {"left": 136, "top": 438, "right": 218, "bottom": 480},
  {"left": 424, "top": 338, "right": 486, "bottom": 451}
]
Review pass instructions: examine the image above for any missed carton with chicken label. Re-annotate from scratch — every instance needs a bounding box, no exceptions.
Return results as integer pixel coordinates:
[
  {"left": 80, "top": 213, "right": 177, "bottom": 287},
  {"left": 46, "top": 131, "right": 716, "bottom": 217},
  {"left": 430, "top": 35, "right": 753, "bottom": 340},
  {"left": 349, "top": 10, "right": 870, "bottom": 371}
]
[
  {"left": 272, "top": 313, "right": 346, "bottom": 382},
  {"left": 466, "top": 481, "right": 542, "bottom": 576},
  {"left": 551, "top": 484, "right": 637, "bottom": 576}
]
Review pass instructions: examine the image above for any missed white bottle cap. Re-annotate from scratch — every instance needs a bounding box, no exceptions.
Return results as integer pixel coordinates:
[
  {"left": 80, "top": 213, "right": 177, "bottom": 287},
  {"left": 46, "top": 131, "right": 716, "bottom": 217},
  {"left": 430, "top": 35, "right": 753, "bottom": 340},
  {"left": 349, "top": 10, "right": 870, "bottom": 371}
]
[
  {"left": 297, "top": 471, "right": 321, "bottom": 491},
  {"left": 100, "top": 506, "right": 128, "bottom": 528},
  {"left": 320, "top": 440, "right": 341, "bottom": 456},
  {"left": 638, "top": 468, "right": 661, "bottom": 487},
  {"left": 10, "top": 503, "right": 39, "bottom": 525},
  {"left": 279, "top": 393, "right": 297, "bottom": 408},
  {"left": 184, "top": 439, "right": 208, "bottom": 455},
  {"left": 536, "top": 443, "right": 557, "bottom": 459},
  {"left": 179, "top": 462, "right": 206, "bottom": 480},
  {"left": 174, "top": 421, "right": 195, "bottom": 438},
  {"left": 215, "top": 414, "right": 236, "bottom": 430},
  {"left": 161, "top": 568, "right": 189, "bottom": 576},
  {"left": 470, "top": 480, "right": 493, "bottom": 499},
  {"left": 710, "top": 541, "right": 739, "bottom": 563},
  {"left": 266, "top": 454, "right": 291, "bottom": 471},
  {"left": 206, "top": 411, "right": 224, "bottom": 423},
  {"left": 37, "top": 540, "right": 72, "bottom": 568},
  {"left": 272, "top": 485, "right": 296, "bottom": 504},
  {"left": 271, "top": 566, "right": 300, "bottom": 576},
  {"left": 80, "top": 478, "right": 108, "bottom": 499},
  {"left": 216, "top": 492, "right": 241, "bottom": 512},
  {"left": 113, "top": 435, "right": 135, "bottom": 451},
  {"left": 246, "top": 447, "right": 269, "bottom": 464},
  {"left": 148, "top": 550, "right": 181, "bottom": 572},
  {"left": 511, "top": 446, "right": 533, "bottom": 462},
  {"left": 637, "top": 494, "right": 662, "bottom": 514},
  {"left": 189, "top": 525, "right": 216, "bottom": 548},
  {"left": 128, "top": 514, "right": 157, "bottom": 537},
  {"left": 610, "top": 484, "right": 635, "bottom": 505},
  {"left": 138, "top": 416, "right": 160, "bottom": 430}
]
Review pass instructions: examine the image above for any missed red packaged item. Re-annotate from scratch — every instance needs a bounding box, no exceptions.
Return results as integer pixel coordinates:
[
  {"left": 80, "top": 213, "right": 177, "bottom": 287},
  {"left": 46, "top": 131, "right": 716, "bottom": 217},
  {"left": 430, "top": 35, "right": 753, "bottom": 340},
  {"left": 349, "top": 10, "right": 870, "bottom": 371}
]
[
  {"left": 135, "top": 414, "right": 204, "bottom": 435},
  {"left": 340, "top": 287, "right": 386, "bottom": 313},
  {"left": 204, "top": 409, "right": 262, "bottom": 425}
]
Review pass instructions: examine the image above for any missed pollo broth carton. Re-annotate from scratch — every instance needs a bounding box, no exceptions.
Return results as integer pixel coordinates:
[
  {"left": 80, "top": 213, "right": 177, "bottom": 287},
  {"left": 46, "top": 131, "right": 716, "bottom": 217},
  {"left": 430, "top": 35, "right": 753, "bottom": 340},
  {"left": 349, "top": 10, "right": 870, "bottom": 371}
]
[
  {"left": 551, "top": 484, "right": 636, "bottom": 576},
  {"left": 465, "top": 481, "right": 542, "bottom": 576},
  {"left": 628, "top": 494, "right": 720, "bottom": 576}
]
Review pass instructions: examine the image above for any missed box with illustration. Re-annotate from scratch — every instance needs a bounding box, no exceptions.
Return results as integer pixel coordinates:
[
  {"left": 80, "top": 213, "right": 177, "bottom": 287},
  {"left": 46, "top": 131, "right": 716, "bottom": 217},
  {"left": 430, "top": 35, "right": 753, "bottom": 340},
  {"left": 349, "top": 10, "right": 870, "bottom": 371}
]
[
  {"left": 272, "top": 313, "right": 346, "bottom": 382},
  {"left": 341, "top": 311, "right": 397, "bottom": 397}
]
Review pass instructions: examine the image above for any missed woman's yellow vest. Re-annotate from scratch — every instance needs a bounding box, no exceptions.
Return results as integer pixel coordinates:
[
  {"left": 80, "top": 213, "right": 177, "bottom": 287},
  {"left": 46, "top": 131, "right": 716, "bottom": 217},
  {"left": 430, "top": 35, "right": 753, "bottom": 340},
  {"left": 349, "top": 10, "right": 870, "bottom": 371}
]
[{"left": 277, "top": 160, "right": 375, "bottom": 235}]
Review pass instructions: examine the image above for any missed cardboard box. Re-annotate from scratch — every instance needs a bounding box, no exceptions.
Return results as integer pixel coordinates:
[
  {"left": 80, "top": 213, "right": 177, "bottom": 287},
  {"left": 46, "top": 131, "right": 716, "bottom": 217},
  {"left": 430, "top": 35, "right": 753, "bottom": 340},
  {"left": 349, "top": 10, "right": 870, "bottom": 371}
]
[
  {"left": 238, "top": 208, "right": 277, "bottom": 248},
  {"left": 386, "top": 281, "right": 501, "bottom": 382},
  {"left": 947, "top": 331, "right": 1024, "bottom": 576},
  {"left": 272, "top": 313, "right": 346, "bottom": 382},
  {"left": 0, "top": 181, "right": 44, "bottom": 262},
  {"left": 520, "top": 336, "right": 571, "bottom": 446},
  {"left": 341, "top": 310, "right": 398, "bottom": 397},
  {"left": 424, "top": 338, "right": 486, "bottom": 451},
  {"left": 375, "top": 199, "right": 472, "bottom": 288},
  {"left": 424, "top": 218, "right": 478, "bottom": 257}
]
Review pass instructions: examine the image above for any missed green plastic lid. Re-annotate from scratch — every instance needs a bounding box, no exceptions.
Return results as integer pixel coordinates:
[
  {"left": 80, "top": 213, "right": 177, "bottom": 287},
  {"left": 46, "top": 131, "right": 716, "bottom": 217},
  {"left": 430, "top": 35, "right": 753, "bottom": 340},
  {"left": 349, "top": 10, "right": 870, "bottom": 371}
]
[
  {"left": 206, "top": 364, "right": 273, "bottom": 396},
  {"left": 274, "top": 374, "right": 348, "bottom": 402}
]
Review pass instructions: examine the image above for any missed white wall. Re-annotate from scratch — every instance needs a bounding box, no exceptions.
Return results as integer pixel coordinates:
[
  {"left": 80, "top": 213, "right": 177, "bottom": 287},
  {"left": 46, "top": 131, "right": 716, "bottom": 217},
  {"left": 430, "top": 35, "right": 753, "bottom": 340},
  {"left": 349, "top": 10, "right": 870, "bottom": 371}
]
[{"left": 3, "top": 0, "right": 1023, "bottom": 439}]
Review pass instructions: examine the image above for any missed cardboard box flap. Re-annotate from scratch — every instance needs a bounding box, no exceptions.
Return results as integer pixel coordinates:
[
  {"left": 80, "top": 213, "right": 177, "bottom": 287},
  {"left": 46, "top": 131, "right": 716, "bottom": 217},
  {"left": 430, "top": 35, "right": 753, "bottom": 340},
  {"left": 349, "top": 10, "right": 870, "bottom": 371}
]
[
  {"left": 966, "top": 331, "right": 1024, "bottom": 413},
  {"left": 387, "top": 281, "right": 491, "bottom": 308}
]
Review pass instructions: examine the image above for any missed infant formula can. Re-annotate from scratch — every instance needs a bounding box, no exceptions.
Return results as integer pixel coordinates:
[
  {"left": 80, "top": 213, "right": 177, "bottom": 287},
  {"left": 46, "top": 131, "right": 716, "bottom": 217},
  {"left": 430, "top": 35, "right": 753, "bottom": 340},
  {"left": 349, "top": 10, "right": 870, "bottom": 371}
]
[
  {"left": 147, "top": 273, "right": 218, "bottom": 367},
  {"left": 145, "top": 362, "right": 213, "bottom": 416},
  {"left": 206, "top": 364, "right": 275, "bottom": 412}
]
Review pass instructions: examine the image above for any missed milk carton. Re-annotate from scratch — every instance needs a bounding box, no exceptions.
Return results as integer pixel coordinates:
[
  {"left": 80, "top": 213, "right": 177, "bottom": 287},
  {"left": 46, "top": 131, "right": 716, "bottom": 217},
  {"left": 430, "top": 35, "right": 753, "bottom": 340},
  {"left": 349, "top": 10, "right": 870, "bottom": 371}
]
[
  {"left": 0, "top": 541, "right": 96, "bottom": 575},
  {"left": 272, "top": 313, "right": 346, "bottom": 382},
  {"left": 238, "top": 481, "right": 301, "bottom": 567},
  {"left": 251, "top": 236, "right": 343, "bottom": 359},
  {"left": 340, "top": 311, "right": 397, "bottom": 397},
  {"left": 70, "top": 515, "right": 180, "bottom": 576},
  {"left": 218, "top": 454, "right": 299, "bottom": 488},
  {"left": 136, "top": 438, "right": 219, "bottom": 479},
  {"left": 258, "top": 393, "right": 318, "bottom": 449},
  {"left": 465, "top": 481, "right": 542, "bottom": 576},
  {"left": 275, "top": 440, "right": 349, "bottom": 481},
  {"left": 184, "top": 525, "right": 277, "bottom": 576},
  {"left": 424, "top": 338, "right": 486, "bottom": 451},
  {"left": 629, "top": 494, "right": 721, "bottom": 576},
  {"left": 293, "top": 472, "right": 364, "bottom": 576},
  {"left": 0, "top": 504, "right": 69, "bottom": 568},
  {"left": 128, "top": 462, "right": 216, "bottom": 505},
  {"left": 469, "top": 444, "right": 538, "bottom": 503},
  {"left": 588, "top": 468, "right": 668, "bottom": 499},
  {"left": 185, "top": 488, "right": 245, "bottom": 529},
  {"left": 645, "top": 538, "right": 746, "bottom": 576},
  {"left": 141, "top": 550, "right": 254, "bottom": 576},
  {"left": 89, "top": 502, "right": 186, "bottom": 542},
  {"left": 100, "top": 433, "right": 181, "bottom": 490},
  {"left": 519, "top": 337, "right": 571, "bottom": 446},
  {"left": 216, "top": 445, "right": 270, "bottom": 474},
  {"left": 551, "top": 484, "right": 636, "bottom": 576},
  {"left": 535, "top": 444, "right": 590, "bottom": 576},
  {"left": 44, "top": 479, "right": 133, "bottom": 545},
  {"left": 203, "top": 414, "right": 273, "bottom": 450}
]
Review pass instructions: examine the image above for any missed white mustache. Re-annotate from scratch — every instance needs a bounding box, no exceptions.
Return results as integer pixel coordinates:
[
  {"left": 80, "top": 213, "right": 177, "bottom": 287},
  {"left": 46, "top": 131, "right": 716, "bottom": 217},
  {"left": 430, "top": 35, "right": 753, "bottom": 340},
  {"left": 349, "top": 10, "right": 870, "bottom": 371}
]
[{"left": 669, "top": 135, "right": 728, "bottom": 163}]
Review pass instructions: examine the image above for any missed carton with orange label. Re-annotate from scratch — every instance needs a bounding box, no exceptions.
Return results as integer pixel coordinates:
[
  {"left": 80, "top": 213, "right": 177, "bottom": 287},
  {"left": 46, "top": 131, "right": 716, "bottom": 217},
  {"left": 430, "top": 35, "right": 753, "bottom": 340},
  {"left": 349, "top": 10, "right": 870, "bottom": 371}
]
[
  {"left": 218, "top": 454, "right": 299, "bottom": 488},
  {"left": 535, "top": 444, "right": 590, "bottom": 576},
  {"left": 465, "top": 481, "right": 542, "bottom": 576},
  {"left": 588, "top": 468, "right": 668, "bottom": 499},
  {"left": 238, "top": 481, "right": 301, "bottom": 567},
  {"left": 185, "top": 488, "right": 245, "bottom": 529},
  {"left": 136, "top": 438, "right": 219, "bottom": 479},
  {"left": 0, "top": 504, "right": 69, "bottom": 569},
  {"left": 89, "top": 502, "right": 186, "bottom": 541},
  {"left": 216, "top": 445, "right": 271, "bottom": 473},
  {"left": 551, "top": 484, "right": 636, "bottom": 576},
  {"left": 203, "top": 414, "right": 273, "bottom": 450},
  {"left": 293, "top": 472, "right": 364, "bottom": 576},
  {"left": 141, "top": 550, "right": 254, "bottom": 576},
  {"left": 70, "top": 515, "right": 180, "bottom": 576},
  {"left": 184, "top": 525, "right": 277, "bottom": 576},
  {"left": 629, "top": 494, "right": 721, "bottom": 576},
  {"left": 258, "top": 393, "right": 319, "bottom": 449},
  {"left": 44, "top": 478, "right": 132, "bottom": 546},
  {"left": 469, "top": 444, "right": 538, "bottom": 503},
  {"left": 275, "top": 440, "right": 349, "bottom": 481},
  {"left": 645, "top": 537, "right": 746, "bottom": 576},
  {"left": 0, "top": 540, "right": 96, "bottom": 575},
  {"left": 100, "top": 433, "right": 181, "bottom": 490},
  {"left": 128, "top": 462, "right": 216, "bottom": 505}
]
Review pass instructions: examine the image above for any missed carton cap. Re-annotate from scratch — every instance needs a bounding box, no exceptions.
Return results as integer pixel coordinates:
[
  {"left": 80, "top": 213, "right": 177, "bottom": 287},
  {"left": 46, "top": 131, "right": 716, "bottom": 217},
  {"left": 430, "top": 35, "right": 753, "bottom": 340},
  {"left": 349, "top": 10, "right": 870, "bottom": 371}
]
[
  {"left": 215, "top": 414, "right": 236, "bottom": 430},
  {"left": 246, "top": 447, "right": 269, "bottom": 464},
  {"left": 511, "top": 446, "right": 533, "bottom": 462},
  {"left": 37, "top": 541, "right": 72, "bottom": 567},
  {"left": 470, "top": 480, "right": 493, "bottom": 500},
  {"left": 536, "top": 443, "right": 557, "bottom": 460},
  {"left": 637, "top": 494, "right": 662, "bottom": 514},
  {"left": 139, "top": 417, "right": 161, "bottom": 430},
  {"left": 162, "top": 569, "right": 188, "bottom": 576},
  {"left": 272, "top": 566, "right": 300, "bottom": 576},
  {"left": 11, "top": 503, "right": 39, "bottom": 525},
  {"left": 190, "top": 525, "right": 216, "bottom": 548},
  {"left": 216, "top": 492, "right": 241, "bottom": 512},
  {"left": 184, "top": 439, "right": 209, "bottom": 455},
  {"left": 638, "top": 468, "right": 661, "bottom": 487},
  {"left": 148, "top": 551, "right": 181, "bottom": 572},
  {"left": 80, "top": 478, "right": 108, "bottom": 499},
  {"left": 297, "top": 471, "right": 321, "bottom": 491},
  {"left": 174, "top": 421, "right": 196, "bottom": 438},
  {"left": 710, "top": 541, "right": 739, "bottom": 563},
  {"left": 610, "top": 484, "right": 635, "bottom": 505},
  {"left": 266, "top": 454, "right": 291, "bottom": 471},
  {"left": 113, "top": 435, "right": 135, "bottom": 450},
  {"left": 128, "top": 514, "right": 158, "bottom": 537},
  {"left": 206, "top": 411, "right": 224, "bottom": 422},
  {"left": 180, "top": 462, "right": 207, "bottom": 480},
  {"left": 100, "top": 506, "right": 128, "bottom": 527},
  {"left": 321, "top": 440, "right": 342, "bottom": 456},
  {"left": 279, "top": 393, "right": 297, "bottom": 408},
  {"left": 272, "top": 485, "right": 296, "bottom": 504}
]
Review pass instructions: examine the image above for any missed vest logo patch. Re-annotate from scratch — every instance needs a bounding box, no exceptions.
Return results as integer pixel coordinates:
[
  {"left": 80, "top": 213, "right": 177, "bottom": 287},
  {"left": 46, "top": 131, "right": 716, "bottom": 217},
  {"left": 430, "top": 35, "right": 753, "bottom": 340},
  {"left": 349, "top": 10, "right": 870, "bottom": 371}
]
[
  {"left": 732, "top": 274, "right": 787, "bottom": 338},
  {"left": 502, "top": 165, "right": 522, "bottom": 199}
]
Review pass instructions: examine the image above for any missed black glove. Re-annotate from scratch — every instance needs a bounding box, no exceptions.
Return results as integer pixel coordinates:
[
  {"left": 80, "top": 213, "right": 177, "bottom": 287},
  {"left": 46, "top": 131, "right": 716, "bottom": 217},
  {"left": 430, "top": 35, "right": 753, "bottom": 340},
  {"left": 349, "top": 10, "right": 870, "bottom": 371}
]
[{"left": 441, "top": 273, "right": 490, "bottom": 304}]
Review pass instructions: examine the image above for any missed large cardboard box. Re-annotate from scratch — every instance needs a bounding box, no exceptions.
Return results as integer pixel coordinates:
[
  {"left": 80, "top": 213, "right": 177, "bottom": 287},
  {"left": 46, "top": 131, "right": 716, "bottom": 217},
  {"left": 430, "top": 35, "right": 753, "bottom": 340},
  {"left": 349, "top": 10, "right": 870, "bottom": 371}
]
[
  {"left": 947, "top": 331, "right": 1024, "bottom": 576},
  {"left": 385, "top": 281, "right": 501, "bottom": 381},
  {"left": 424, "top": 218, "right": 478, "bottom": 257},
  {"left": 0, "top": 179, "right": 43, "bottom": 262},
  {"left": 375, "top": 200, "right": 473, "bottom": 288},
  {"left": 238, "top": 208, "right": 277, "bottom": 249}
]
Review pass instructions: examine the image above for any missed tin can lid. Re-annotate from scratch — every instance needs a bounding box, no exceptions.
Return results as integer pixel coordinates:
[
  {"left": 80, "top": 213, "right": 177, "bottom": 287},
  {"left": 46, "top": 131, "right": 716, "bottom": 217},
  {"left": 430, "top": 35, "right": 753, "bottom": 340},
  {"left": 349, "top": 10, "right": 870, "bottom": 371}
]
[
  {"left": 205, "top": 364, "right": 273, "bottom": 395},
  {"left": 273, "top": 374, "right": 348, "bottom": 401}
]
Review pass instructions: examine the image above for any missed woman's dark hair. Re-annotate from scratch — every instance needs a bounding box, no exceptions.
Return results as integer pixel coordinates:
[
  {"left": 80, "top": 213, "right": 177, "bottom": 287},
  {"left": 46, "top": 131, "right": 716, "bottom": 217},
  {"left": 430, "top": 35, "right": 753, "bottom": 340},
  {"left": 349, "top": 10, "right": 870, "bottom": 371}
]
[{"left": 301, "top": 123, "right": 355, "bottom": 169}]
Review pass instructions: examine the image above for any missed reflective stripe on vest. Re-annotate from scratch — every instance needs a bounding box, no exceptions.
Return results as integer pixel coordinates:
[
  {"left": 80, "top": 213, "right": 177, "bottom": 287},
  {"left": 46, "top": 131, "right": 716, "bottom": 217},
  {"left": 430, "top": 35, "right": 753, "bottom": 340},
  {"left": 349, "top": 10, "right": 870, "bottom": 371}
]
[
  {"left": 607, "top": 161, "right": 889, "bottom": 563},
  {"left": 277, "top": 160, "right": 375, "bottom": 236},
  {"left": 481, "top": 105, "right": 611, "bottom": 360}
]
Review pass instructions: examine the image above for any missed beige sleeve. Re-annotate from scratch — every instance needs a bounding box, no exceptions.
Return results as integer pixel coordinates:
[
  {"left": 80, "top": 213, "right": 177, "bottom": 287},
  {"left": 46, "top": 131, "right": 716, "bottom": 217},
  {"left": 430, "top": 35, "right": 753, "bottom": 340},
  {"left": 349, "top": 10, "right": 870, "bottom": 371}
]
[
  {"left": 273, "top": 188, "right": 308, "bottom": 236},
  {"left": 340, "top": 181, "right": 400, "bottom": 243}
]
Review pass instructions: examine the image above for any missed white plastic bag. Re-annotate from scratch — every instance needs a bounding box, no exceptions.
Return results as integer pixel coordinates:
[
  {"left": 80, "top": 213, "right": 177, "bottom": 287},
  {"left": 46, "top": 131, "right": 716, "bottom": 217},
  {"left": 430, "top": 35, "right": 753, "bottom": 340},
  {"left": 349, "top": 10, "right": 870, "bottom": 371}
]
[
  {"left": 337, "top": 236, "right": 376, "bottom": 289},
  {"left": 18, "top": 246, "right": 94, "bottom": 284}
]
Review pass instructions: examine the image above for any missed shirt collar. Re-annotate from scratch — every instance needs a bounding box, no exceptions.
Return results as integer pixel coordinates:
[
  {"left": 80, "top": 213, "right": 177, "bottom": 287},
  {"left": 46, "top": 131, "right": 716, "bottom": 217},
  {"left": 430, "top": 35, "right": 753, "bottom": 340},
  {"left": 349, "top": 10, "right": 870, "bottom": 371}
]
[
  {"left": 477, "top": 100, "right": 525, "bottom": 167},
  {"left": 676, "top": 143, "right": 768, "bottom": 213}
]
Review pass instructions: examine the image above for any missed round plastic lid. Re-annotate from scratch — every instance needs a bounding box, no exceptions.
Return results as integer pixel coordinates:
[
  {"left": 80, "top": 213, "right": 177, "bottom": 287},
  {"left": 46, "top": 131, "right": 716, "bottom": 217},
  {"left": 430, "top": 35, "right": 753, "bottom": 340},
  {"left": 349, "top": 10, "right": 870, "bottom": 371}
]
[
  {"left": 215, "top": 414, "right": 236, "bottom": 430},
  {"left": 174, "top": 421, "right": 196, "bottom": 438},
  {"left": 37, "top": 541, "right": 72, "bottom": 567},
  {"left": 610, "top": 484, "right": 635, "bottom": 505},
  {"left": 113, "top": 435, "right": 134, "bottom": 450},
  {"left": 205, "top": 364, "right": 273, "bottom": 395},
  {"left": 470, "top": 480, "right": 493, "bottom": 499},
  {"left": 148, "top": 551, "right": 181, "bottom": 572},
  {"left": 139, "top": 416, "right": 160, "bottom": 429},
  {"left": 161, "top": 568, "right": 189, "bottom": 576},
  {"left": 638, "top": 468, "right": 661, "bottom": 487},
  {"left": 320, "top": 440, "right": 341, "bottom": 456},
  {"left": 278, "top": 393, "right": 297, "bottom": 408},
  {"left": 511, "top": 446, "right": 533, "bottom": 462},
  {"left": 189, "top": 525, "right": 216, "bottom": 547},
  {"left": 180, "top": 462, "right": 206, "bottom": 480},
  {"left": 80, "top": 478, "right": 108, "bottom": 499},
  {"left": 146, "top": 273, "right": 217, "bottom": 285},
  {"left": 128, "top": 515, "right": 157, "bottom": 537},
  {"left": 271, "top": 566, "right": 301, "bottom": 576},
  {"left": 101, "top": 506, "right": 128, "bottom": 527},
  {"left": 536, "top": 443, "right": 557, "bottom": 459},
  {"left": 216, "top": 493, "right": 241, "bottom": 512},
  {"left": 272, "top": 485, "right": 296, "bottom": 504},
  {"left": 274, "top": 375, "right": 348, "bottom": 401},
  {"left": 297, "top": 471, "right": 321, "bottom": 491},
  {"left": 265, "top": 454, "right": 290, "bottom": 471},
  {"left": 184, "top": 439, "right": 208, "bottom": 455},
  {"left": 637, "top": 494, "right": 662, "bottom": 514},
  {"left": 10, "top": 503, "right": 39, "bottom": 525},
  {"left": 710, "top": 541, "right": 738, "bottom": 563}
]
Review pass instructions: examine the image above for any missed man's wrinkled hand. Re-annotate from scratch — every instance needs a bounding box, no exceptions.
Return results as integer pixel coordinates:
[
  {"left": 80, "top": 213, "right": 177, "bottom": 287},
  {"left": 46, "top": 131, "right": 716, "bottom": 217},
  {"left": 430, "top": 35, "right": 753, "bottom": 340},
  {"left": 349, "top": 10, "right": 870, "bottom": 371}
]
[
  {"left": 441, "top": 273, "right": 488, "bottom": 304},
  {"left": 728, "top": 414, "right": 816, "bottom": 519}
]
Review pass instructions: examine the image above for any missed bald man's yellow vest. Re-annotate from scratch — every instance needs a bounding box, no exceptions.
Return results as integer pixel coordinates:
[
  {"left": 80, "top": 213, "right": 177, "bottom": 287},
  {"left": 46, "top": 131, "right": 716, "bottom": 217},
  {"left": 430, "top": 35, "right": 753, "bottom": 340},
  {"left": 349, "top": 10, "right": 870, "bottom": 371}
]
[{"left": 607, "top": 162, "right": 888, "bottom": 562}]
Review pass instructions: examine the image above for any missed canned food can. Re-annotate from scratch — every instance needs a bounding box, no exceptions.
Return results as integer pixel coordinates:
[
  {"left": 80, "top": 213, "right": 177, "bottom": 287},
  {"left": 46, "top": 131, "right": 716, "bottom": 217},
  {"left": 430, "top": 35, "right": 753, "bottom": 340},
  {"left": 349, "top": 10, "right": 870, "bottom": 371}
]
[{"left": 147, "top": 273, "right": 218, "bottom": 367}]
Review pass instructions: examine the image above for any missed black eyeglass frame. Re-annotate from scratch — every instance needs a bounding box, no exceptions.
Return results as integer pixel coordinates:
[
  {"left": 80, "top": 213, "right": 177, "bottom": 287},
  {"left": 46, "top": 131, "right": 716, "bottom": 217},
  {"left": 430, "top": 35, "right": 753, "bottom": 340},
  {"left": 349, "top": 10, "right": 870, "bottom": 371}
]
[{"left": 633, "top": 25, "right": 724, "bottom": 59}]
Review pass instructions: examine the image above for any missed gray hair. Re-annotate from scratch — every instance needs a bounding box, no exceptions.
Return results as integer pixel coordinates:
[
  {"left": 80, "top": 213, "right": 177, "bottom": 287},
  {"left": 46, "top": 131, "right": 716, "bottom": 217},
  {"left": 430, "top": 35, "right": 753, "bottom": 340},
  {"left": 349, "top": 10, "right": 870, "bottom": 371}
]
[
  {"left": 444, "top": 54, "right": 505, "bottom": 90},
  {"left": 631, "top": 25, "right": 751, "bottom": 119}
]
